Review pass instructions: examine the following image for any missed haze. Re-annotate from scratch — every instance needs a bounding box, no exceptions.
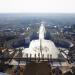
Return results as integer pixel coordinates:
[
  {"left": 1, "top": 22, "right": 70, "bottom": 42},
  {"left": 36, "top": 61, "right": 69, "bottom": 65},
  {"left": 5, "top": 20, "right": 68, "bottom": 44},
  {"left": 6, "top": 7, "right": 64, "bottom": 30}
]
[{"left": 0, "top": 0, "right": 75, "bottom": 13}]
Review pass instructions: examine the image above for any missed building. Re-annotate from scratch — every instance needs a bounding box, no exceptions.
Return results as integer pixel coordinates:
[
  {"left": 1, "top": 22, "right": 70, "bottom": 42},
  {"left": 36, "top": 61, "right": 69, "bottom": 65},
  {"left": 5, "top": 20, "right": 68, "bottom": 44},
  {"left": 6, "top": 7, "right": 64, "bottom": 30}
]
[{"left": 22, "top": 22, "right": 65, "bottom": 64}]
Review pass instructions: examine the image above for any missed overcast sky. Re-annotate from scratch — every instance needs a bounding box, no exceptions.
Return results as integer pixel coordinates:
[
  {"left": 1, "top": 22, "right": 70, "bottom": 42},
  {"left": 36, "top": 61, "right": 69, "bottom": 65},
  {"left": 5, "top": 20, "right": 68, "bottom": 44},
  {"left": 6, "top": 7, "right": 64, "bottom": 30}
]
[{"left": 0, "top": 0, "right": 75, "bottom": 13}]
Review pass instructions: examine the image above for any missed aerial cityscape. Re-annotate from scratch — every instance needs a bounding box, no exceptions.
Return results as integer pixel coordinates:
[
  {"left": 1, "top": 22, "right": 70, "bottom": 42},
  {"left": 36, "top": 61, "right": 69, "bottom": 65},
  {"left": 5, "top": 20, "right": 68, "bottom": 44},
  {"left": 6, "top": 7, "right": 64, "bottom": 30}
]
[{"left": 0, "top": 13, "right": 75, "bottom": 75}]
